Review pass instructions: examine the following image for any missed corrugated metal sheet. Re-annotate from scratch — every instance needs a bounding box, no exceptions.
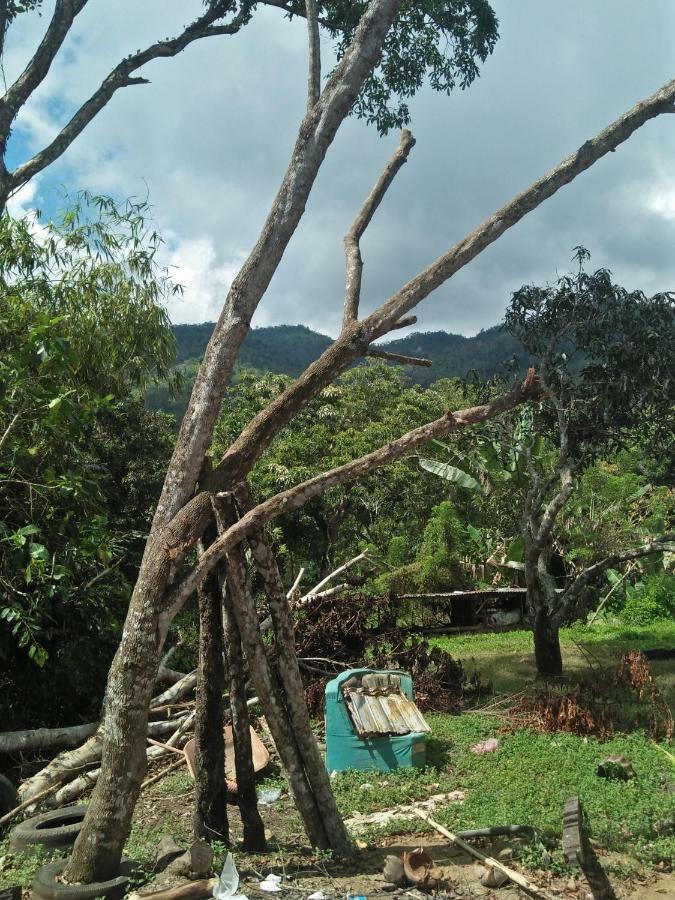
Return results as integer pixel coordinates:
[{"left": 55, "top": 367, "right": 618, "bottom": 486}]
[{"left": 345, "top": 688, "right": 430, "bottom": 737}]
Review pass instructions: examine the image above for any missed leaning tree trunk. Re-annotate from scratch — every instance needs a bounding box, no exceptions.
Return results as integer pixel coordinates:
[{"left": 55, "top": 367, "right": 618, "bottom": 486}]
[
  {"left": 222, "top": 579, "right": 266, "bottom": 851},
  {"left": 193, "top": 571, "right": 228, "bottom": 844},
  {"left": 219, "top": 505, "right": 329, "bottom": 848},
  {"left": 237, "top": 485, "right": 352, "bottom": 856}
]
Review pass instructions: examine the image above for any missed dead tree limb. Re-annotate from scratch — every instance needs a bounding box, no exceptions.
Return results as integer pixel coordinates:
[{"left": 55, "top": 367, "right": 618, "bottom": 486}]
[
  {"left": 0, "top": 722, "right": 98, "bottom": 756},
  {"left": 300, "top": 551, "right": 370, "bottom": 601},
  {"left": 343, "top": 128, "right": 416, "bottom": 326},
  {"left": 305, "top": 0, "right": 321, "bottom": 110},
  {"left": 367, "top": 348, "right": 432, "bottom": 367}
]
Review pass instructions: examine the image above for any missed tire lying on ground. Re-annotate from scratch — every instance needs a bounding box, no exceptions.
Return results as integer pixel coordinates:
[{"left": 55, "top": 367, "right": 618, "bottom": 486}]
[
  {"left": 32, "top": 858, "right": 131, "bottom": 900},
  {"left": 9, "top": 804, "right": 88, "bottom": 851},
  {"left": 0, "top": 773, "right": 20, "bottom": 817}
]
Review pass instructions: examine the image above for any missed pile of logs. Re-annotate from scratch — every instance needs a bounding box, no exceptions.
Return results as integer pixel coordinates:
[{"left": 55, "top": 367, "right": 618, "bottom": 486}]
[{"left": 0, "top": 667, "right": 199, "bottom": 824}]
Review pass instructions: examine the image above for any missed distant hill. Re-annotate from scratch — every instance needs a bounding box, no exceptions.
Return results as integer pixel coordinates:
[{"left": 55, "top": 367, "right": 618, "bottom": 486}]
[{"left": 146, "top": 322, "right": 530, "bottom": 420}]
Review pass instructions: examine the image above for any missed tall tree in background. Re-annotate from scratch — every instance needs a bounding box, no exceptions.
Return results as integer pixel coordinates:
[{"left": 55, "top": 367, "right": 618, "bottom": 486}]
[
  {"left": 0, "top": 196, "right": 176, "bottom": 725},
  {"left": 504, "top": 252, "right": 675, "bottom": 676}
]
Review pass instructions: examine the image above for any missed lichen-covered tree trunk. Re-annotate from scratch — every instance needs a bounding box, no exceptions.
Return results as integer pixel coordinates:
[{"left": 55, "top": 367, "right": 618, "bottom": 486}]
[
  {"left": 238, "top": 486, "right": 352, "bottom": 856},
  {"left": 193, "top": 571, "right": 228, "bottom": 843},
  {"left": 222, "top": 581, "right": 266, "bottom": 851}
]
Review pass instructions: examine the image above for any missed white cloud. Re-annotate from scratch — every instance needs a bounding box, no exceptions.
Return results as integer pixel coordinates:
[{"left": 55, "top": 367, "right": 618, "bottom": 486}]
[
  {"left": 3, "top": 0, "right": 675, "bottom": 337},
  {"left": 162, "top": 235, "right": 246, "bottom": 325}
]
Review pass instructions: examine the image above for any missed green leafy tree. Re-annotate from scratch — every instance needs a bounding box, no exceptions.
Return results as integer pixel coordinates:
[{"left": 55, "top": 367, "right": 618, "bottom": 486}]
[
  {"left": 0, "top": 197, "right": 176, "bottom": 725},
  {"left": 502, "top": 251, "right": 675, "bottom": 675}
]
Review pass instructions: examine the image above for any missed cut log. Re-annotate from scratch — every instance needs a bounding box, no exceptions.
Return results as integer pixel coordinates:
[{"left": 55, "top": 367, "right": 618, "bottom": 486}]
[
  {"left": 0, "top": 723, "right": 98, "bottom": 756},
  {"left": 19, "top": 717, "right": 189, "bottom": 804}
]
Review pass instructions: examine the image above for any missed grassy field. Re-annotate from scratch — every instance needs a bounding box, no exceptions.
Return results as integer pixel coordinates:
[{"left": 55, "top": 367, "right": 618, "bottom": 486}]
[
  {"left": 430, "top": 620, "right": 675, "bottom": 706},
  {"left": 331, "top": 620, "right": 675, "bottom": 874},
  {"left": 1, "top": 621, "right": 673, "bottom": 891}
]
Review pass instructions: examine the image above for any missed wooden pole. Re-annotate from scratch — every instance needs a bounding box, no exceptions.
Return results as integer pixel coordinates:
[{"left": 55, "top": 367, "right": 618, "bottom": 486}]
[{"left": 412, "top": 809, "right": 551, "bottom": 900}]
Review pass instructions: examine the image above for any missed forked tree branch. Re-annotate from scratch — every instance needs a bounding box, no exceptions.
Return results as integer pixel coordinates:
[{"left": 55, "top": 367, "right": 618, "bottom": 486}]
[
  {"left": 5, "top": 1, "right": 249, "bottom": 194},
  {"left": 362, "top": 77, "right": 675, "bottom": 339},
  {"left": 305, "top": 0, "right": 321, "bottom": 110},
  {"left": 0, "top": 0, "right": 89, "bottom": 139},
  {"left": 343, "top": 128, "right": 416, "bottom": 327},
  {"left": 212, "top": 77, "right": 675, "bottom": 491},
  {"left": 554, "top": 533, "right": 675, "bottom": 624},
  {"left": 168, "top": 373, "right": 542, "bottom": 614}
]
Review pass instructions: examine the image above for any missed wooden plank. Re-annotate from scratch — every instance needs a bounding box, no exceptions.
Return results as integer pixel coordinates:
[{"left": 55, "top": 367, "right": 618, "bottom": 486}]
[{"left": 562, "top": 795, "right": 586, "bottom": 866}]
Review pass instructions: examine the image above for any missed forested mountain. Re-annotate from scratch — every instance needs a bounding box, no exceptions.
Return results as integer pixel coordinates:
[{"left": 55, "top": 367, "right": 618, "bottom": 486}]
[{"left": 147, "top": 323, "right": 530, "bottom": 420}]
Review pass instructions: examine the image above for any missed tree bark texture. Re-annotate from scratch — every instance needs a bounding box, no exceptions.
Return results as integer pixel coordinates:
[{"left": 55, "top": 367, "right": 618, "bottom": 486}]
[
  {"left": 236, "top": 484, "right": 353, "bottom": 856},
  {"left": 532, "top": 604, "right": 563, "bottom": 678},
  {"left": 222, "top": 579, "right": 266, "bottom": 851},
  {"left": 217, "top": 498, "right": 329, "bottom": 850},
  {"left": 193, "top": 572, "right": 228, "bottom": 844}
]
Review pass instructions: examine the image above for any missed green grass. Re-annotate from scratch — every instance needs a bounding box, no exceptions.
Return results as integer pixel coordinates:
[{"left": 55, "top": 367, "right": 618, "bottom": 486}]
[
  {"left": 428, "top": 621, "right": 675, "bottom": 705},
  {"left": 330, "top": 713, "right": 675, "bottom": 872},
  {"left": 430, "top": 620, "right": 675, "bottom": 659},
  {"left": 0, "top": 840, "right": 52, "bottom": 891}
]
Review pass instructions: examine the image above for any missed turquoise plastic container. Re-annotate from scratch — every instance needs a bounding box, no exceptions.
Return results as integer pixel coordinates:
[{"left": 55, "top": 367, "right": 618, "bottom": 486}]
[{"left": 324, "top": 668, "right": 427, "bottom": 773}]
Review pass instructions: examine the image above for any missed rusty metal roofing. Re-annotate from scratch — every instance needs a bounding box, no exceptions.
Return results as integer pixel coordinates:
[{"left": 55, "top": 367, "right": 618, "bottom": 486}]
[{"left": 344, "top": 688, "right": 431, "bottom": 737}]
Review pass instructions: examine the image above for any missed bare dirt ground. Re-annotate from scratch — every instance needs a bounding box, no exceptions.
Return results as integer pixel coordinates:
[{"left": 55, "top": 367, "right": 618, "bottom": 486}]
[{"left": 132, "top": 770, "right": 673, "bottom": 900}]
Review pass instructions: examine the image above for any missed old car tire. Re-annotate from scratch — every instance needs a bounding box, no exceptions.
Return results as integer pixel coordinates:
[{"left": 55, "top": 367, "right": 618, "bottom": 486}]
[
  {"left": 9, "top": 804, "right": 87, "bottom": 851},
  {"left": 0, "top": 773, "right": 19, "bottom": 818},
  {"left": 32, "top": 859, "right": 131, "bottom": 900}
]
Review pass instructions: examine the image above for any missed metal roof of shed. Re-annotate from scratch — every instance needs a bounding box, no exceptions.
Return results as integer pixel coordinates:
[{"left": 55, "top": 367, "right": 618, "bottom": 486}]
[{"left": 344, "top": 688, "right": 430, "bottom": 737}]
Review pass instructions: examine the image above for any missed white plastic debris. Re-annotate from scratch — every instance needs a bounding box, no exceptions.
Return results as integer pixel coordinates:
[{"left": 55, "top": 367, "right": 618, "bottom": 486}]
[
  {"left": 213, "top": 853, "right": 248, "bottom": 900},
  {"left": 259, "top": 873, "right": 282, "bottom": 893},
  {"left": 257, "top": 786, "right": 283, "bottom": 805},
  {"left": 308, "top": 892, "right": 327, "bottom": 900}
]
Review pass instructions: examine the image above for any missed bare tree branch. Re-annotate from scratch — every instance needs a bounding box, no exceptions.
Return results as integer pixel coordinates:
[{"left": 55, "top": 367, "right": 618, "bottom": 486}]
[
  {"left": 213, "top": 77, "right": 675, "bottom": 492},
  {"left": 168, "top": 374, "right": 542, "bottom": 614},
  {"left": 305, "top": 0, "right": 321, "bottom": 110},
  {"left": 367, "top": 348, "right": 431, "bottom": 367},
  {"left": 361, "top": 77, "right": 675, "bottom": 339},
  {"left": 343, "top": 128, "right": 416, "bottom": 327},
  {"left": 7, "top": 1, "right": 250, "bottom": 194},
  {"left": 555, "top": 534, "right": 675, "bottom": 624},
  {"left": 300, "top": 550, "right": 370, "bottom": 600},
  {"left": 0, "top": 0, "right": 89, "bottom": 141}
]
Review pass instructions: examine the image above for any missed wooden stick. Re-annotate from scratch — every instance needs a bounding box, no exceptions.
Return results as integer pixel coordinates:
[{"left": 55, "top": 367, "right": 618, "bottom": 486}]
[
  {"left": 286, "top": 567, "right": 304, "bottom": 599},
  {"left": 0, "top": 781, "right": 61, "bottom": 826},
  {"left": 146, "top": 738, "right": 188, "bottom": 757},
  {"left": 412, "top": 809, "right": 551, "bottom": 899},
  {"left": 128, "top": 877, "right": 217, "bottom": 900},
  {"left": 141, "top": 756, "right": 186, "bottom": 790}
]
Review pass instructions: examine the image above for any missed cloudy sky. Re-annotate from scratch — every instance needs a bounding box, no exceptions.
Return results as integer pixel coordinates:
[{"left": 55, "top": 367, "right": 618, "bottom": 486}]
[{"left": 4, "top": 1, "right": 675, "bottom": 338}]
